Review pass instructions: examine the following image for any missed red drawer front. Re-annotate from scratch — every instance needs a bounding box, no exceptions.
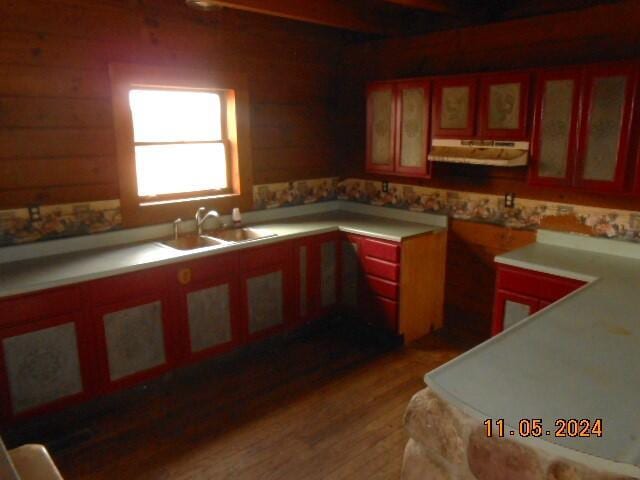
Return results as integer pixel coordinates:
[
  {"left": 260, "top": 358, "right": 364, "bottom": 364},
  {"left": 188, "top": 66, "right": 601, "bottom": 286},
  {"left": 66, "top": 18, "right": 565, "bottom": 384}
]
[
  {"left": 497, "top": 266, "right": 585, "bottom": 302},
  {"left": 88, "top": 268, "right": 167, "bottom": 306},
  {"left": 360, "top": 237, "right": 401, "bottom": 263},
  {"left": 365, "top": 275, "right": 399, "bottom": 300},
  {"left": 370, "top": 296, "right": 398, "bottom": 332},
  {"left": 362, "top": 256, "right": 400, "bottom": 282},
  {"left": 181, "top": 252, "right": 238, "bottom": 284},
  {"left": 240, "top": 242, "right": 290, "bottom": 271},
  {"left": 0, "top": 286, "right": 82, "bottom": 328}
]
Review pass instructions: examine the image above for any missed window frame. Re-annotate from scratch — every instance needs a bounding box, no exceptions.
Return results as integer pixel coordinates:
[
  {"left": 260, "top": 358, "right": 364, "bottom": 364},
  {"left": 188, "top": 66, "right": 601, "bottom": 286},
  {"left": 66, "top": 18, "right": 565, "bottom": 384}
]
[{"left": 109, "top": 63, "right": 253, "bottom": 227}]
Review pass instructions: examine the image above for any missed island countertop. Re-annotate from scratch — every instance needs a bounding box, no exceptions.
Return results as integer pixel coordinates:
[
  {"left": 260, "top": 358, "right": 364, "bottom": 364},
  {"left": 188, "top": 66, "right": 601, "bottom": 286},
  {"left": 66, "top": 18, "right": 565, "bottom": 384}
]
[
  {"left": 0, "top": 203, "right": 445, "bottom": 299},
  {"left": 425, "top": 230, "right": 640, "bottom": 477}
]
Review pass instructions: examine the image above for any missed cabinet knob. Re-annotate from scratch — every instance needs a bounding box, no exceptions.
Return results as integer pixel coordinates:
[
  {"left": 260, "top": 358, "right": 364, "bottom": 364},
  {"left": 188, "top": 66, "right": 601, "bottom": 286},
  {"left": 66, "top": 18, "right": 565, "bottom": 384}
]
[{"left": 178, "top": 268, "right": 192, "bottom": 285}]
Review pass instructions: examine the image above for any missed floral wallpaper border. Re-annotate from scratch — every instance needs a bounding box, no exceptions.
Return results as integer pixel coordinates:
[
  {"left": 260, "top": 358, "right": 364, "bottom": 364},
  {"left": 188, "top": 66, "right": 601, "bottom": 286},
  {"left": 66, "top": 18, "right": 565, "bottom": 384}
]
[
  {"left": 0, "top": 200, "right": 122, "bottom": 247},
  {"left": 335, "top": 178, "right": 640, "bottom": 243},
  {"left": 3, "top": 175, "right": 640, "bottom": 247}
]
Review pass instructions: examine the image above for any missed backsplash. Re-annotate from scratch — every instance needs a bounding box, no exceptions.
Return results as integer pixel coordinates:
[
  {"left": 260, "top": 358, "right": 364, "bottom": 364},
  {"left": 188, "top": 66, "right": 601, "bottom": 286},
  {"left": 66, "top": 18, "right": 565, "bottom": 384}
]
[
  {"left": 0, "top": 200, "right": 122, "bottom": 247},
  {"left": 336, "top": 178, "right": 640, "bottom": 242},
  {"left": 3, "top": 175, "right": 640, "bottom": 247}
]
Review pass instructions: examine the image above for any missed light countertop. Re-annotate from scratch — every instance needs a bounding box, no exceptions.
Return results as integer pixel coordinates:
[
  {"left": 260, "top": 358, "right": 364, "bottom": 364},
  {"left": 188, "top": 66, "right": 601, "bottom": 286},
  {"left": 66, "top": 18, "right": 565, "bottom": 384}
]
[
  {"left": 426, "top": 231, "right": 640, "bottom": 477},
  {"left": 0, "top": 207, "right": 443, "bottom": 299}
]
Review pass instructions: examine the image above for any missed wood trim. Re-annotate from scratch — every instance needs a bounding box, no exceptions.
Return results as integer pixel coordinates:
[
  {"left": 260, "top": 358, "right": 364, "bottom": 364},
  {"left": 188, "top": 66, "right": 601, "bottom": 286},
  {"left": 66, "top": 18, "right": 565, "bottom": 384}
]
[
  {"left": 398, "top": 229, "right": 446, "bottom": 342},
  {"left": 109, "top": 63, "right": 253, "bottom": 227}
]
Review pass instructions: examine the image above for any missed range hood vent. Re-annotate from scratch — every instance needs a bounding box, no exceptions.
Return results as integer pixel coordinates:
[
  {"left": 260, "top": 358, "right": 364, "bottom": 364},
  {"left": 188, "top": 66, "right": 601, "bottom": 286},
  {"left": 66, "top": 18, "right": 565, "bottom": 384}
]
[{"left": 428, "top": 139, "right": 529, "bottom": 167}]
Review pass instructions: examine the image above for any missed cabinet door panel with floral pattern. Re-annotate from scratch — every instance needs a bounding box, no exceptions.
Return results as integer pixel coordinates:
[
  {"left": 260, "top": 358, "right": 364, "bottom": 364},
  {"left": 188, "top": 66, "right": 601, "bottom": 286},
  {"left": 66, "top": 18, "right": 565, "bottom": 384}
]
[
  {"left": 432, "top": 76, "right": 477, "bottom": 138},
  {"left": 366, "top": 83, "right": 396, "bottom": 173},
  {"left": 395, "top": 81, "right": 430, "bottom": 177},
  {"left": 479, "top": 72, "right": 530, "bottom": 140}
]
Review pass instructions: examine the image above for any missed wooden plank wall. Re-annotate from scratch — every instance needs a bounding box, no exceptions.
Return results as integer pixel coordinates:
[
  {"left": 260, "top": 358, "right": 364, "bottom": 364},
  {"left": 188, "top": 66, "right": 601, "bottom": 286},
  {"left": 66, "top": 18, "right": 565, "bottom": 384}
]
[
  {"left": 337, "top": 1, "right": 640, "bottom": 335},
  {"left": 0, "top": 0, "right": 348, "bottom": 209},
  {"left": 338, "top": 0, "right": 640, "bottom": 211}
]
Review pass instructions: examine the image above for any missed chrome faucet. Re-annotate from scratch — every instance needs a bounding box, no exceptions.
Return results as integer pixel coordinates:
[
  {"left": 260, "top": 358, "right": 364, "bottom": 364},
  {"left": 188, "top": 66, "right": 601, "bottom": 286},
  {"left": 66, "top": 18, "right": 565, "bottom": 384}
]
[
  {"left": 195, "top": 207, "right": 221, "bottom": 236},
  {"left": 173, "top": 218, "right": 182, "bottom": 241}
]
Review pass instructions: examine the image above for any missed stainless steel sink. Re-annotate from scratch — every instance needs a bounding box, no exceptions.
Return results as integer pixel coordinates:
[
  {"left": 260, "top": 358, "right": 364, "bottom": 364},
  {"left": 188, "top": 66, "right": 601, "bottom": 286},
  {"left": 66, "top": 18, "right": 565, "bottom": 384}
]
[
  {"left": 160, "top": 235, "right": 227, "bottom": 251},
  {"left": 211, "top": 227, "right": 276, "bottom": 243}
]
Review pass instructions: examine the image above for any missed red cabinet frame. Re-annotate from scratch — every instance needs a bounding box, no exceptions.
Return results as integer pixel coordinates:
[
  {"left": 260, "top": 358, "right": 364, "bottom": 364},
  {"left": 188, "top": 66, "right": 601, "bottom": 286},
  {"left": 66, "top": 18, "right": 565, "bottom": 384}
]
[
  {"left": 394, "top": 79, "right": 431, "bottom": 177},
  {"left": 432, "top": 75, "right": 478, "bottom": 138},
  {"left": 366, "top": 82, "right": 396, "bottom": 174},
  {"left": 478, "top": 71, "right": 531, "bottom": 140},
  {"left": 529, "top": 67, "right": 583, "bottom": 187},
  {"left": 574, "top": 61, "right": 638, "bottom": 193}
]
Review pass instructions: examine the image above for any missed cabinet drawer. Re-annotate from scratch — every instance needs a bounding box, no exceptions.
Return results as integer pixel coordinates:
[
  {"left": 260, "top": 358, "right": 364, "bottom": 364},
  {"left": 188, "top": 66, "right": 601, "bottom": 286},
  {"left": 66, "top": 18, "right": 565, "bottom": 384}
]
[
  {"left": 365, "top": 275, "right": 399, "bottom": 300},
  {"left": 360, "top": 237, "right": 401, "bottom": 263},
  {"left": 88, "top": 268, "right": 166, "bottom": 306},
  {"left": 362, "top": 256, "right": 400, "bottom": 282},
  {"left": 0, "top": 287, "right": 82, "bottom": 328},
  {"left": 177, "top": 252, "right": 238, "bottom": 285},
  {"left": 496, "top": 266, "right": 585, "bottom": 302},
  {"left": 240, "top": 242, "right": 290, "bottom": 271},
  {"left": 369, "top": 296, "right": 398, "bottom": 332}
]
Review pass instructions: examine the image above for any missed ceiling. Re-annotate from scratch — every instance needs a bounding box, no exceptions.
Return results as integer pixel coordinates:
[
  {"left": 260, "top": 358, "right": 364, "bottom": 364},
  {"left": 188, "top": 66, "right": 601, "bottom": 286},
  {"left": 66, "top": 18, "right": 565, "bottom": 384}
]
[{"left": 185, "top": 0, "right": 626, "bottom": 37}]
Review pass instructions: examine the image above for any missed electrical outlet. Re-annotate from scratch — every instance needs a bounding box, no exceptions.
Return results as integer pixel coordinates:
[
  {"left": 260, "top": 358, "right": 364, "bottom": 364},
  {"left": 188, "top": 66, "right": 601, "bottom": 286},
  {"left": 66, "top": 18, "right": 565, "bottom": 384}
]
[
  {"left": 382, "top": 181, "right": 389, "bottom": 193},
  {"left": 504, "top": 193, "right": 516, "bottom": 209},
  {"left": 28, "top": 205, "right": 41, "bottom": 222}
]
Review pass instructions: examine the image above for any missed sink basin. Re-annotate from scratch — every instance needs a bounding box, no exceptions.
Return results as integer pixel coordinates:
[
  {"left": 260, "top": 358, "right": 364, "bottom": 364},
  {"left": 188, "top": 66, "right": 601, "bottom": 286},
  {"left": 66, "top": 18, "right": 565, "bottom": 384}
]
[
  {"left": 211, "top": 227, "right": 276, "bottom": 243},
  {"left": 160, "top": 235, "right": 226, "bottom": 251}
]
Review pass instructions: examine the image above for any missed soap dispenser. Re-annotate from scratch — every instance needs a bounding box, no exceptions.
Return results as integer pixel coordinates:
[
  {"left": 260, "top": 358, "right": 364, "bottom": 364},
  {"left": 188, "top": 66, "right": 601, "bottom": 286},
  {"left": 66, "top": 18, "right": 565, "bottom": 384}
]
[{"left": 232, "top": 207, "right": 242, "bottom": 227}]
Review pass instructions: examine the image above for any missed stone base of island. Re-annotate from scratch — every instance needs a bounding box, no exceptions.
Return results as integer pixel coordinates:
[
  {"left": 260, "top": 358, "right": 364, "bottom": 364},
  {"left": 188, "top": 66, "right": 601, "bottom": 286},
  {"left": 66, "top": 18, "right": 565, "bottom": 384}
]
[{"left": 402, "top": 388, "right": 636, "bottom": 480}]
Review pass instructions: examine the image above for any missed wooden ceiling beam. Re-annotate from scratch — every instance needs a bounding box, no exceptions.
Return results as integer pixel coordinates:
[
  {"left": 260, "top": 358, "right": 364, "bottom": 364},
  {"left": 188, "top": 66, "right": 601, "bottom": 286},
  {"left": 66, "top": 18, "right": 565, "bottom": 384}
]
[
  {"left": 378, "top": 0, "right": 461, "bottom": 15},
  {"left": 186, "top": 0, "right": 396, "bottom": 34}
]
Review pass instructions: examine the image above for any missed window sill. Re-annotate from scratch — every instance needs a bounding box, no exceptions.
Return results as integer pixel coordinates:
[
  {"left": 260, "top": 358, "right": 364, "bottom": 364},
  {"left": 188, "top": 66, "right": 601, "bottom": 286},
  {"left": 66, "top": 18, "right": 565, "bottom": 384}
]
[{"left": 139, "top": 192, "right": 240, "bottom": 208}]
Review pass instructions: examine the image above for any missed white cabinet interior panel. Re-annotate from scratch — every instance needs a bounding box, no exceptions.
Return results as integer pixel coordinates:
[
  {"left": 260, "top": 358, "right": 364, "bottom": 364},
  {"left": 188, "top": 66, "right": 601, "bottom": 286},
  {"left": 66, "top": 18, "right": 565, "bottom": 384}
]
[
  {"left": 247, "top": 271, "right": 283, "bottom": 334},
  {"left": 103, "top": 301, "right": 166, "bottom": 381},
  {"left": 503, "top": 300, "right": 533, "bottom": 330},
  {"left": 187, "top": 283, "right": 232, "bottom": 352},
  {"left": 3, "top": 322, "right": 83, "bottom": 413}
]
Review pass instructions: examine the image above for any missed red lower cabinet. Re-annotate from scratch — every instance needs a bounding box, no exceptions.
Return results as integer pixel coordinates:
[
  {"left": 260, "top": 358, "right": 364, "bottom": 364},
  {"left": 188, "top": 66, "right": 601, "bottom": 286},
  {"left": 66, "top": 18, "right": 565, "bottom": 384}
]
[
  {"left": 239, "top": 242, "right": 295, "bottom": 342},
  {"left": 172, "top": 252, "right": 241, "bottom": 364},
  {"left": 492, "top": 265, "right": 586, "bottom": 335},
  {"left": 294, "top": 233, "right": 341, "bottom": 324},
  {"left": 0, "top": 286, "right": 94, "bottom": 420},
  {"left": 88, "top": 268, "right": 176, "bottom": 394},
  {"left": 340, "top": 233, "right": 401, "bottom": 333}
]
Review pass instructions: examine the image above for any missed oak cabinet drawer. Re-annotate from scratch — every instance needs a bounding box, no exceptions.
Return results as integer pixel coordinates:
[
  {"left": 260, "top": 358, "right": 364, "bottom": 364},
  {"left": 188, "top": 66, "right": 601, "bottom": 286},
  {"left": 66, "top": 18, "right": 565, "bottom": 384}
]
[
  {"left": 360, "top": 237, "right": 401, "bottom": 263},
  {"left": 364, "top": 275, "right": 399, "bottom": 300},
  {"left": 362, "top": 256, "right": 400, "bottom": 282}
]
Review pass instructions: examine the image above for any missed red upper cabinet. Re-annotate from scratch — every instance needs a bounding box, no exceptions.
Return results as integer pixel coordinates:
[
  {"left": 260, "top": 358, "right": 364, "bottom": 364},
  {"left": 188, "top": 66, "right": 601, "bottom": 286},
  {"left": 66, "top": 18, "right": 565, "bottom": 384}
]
[
  {"left": 366, "top": 80, "right": 431, "bottom": 178},
  {"left": 432, "top": 76, "right": 478, "bottom": 138},
  {"left": 529, "top": 68, "right": 583, "bottom": 187},
  {"left": 394, "top": 80, "right": 431, "bottom": 176},
  {"left": 478, "top": 72, "right": 531, "bottom": 140},
  {"left": 575, "top": 62, "right": 638, "bottom": 193},
  {"left": 366, "top": 82, "right": 397, "bottom": 174}
]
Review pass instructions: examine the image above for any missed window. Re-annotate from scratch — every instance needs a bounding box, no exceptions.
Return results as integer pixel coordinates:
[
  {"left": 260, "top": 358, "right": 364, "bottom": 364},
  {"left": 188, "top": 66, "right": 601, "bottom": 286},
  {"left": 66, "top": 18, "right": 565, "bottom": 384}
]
[
  {"left": 129, "top": 89, "right": 228, "bottom": 199},
  {"left": 109, "top": 64, "right": 252, "bottom": 227}
]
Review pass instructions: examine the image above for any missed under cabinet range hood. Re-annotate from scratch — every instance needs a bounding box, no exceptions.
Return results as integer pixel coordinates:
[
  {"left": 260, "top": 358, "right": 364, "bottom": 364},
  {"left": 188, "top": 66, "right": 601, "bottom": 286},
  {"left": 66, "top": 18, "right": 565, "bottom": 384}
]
[{"left": 428, "top": 139, "right": 529, "bottom": 167}]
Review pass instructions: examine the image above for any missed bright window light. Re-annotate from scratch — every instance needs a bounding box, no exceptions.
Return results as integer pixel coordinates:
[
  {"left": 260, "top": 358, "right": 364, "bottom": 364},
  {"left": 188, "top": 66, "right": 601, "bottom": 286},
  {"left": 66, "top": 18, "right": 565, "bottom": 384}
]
[{"left": 128, "top": 88, "right": 227, "bottom": 197}]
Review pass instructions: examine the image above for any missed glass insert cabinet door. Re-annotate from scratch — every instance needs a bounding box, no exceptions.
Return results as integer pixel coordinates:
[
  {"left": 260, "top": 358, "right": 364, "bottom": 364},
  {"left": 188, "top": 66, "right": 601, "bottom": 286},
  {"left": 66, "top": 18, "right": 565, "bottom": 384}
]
[
  {"left": 366, "top": 83, "right": 396, "bottom": 172},
  {"left": 395, "top": 80, "right": 430, "bottom": 176},
  {"left": 576, "top": 63, "right": 637, "bottom": 192},
  {"left": 432, "top": 76, "right": 477, "bottom": 138},
  {"left": 479, "top": 72, "right": 530, "bottom": 140},
  {"left": 529, "top": 69, "right": 581, "bottom": 187}
]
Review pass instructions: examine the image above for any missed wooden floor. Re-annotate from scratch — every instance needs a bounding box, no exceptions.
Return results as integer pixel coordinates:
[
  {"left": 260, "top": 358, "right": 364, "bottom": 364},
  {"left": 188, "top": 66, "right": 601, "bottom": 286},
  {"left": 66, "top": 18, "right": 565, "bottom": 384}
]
[{"left": 3, "top": 322, "right": 481, "bottom": 480}]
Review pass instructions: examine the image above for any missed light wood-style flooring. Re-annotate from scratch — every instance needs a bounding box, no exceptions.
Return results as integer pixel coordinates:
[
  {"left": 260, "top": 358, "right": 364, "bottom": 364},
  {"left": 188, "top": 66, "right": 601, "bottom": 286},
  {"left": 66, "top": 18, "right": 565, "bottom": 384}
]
[{"left": 4, "top": 322, "right": 481, "bottom": 480}]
